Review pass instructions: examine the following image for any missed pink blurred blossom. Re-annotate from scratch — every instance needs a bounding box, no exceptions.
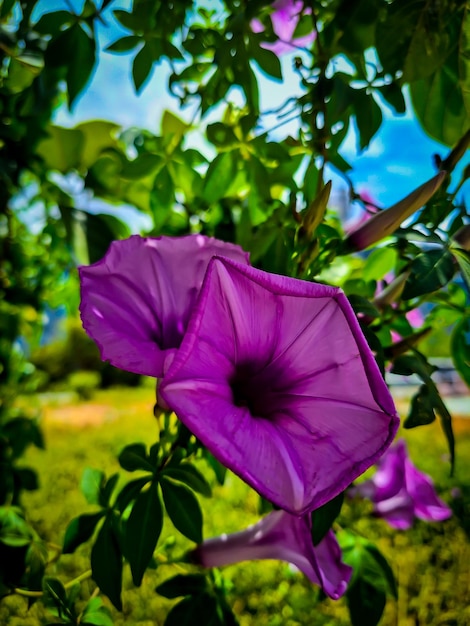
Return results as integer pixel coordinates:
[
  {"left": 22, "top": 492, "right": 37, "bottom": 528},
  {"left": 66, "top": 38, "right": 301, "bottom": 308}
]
[{"left": 251, "top": 0, "right": 315, "bottom": 55}]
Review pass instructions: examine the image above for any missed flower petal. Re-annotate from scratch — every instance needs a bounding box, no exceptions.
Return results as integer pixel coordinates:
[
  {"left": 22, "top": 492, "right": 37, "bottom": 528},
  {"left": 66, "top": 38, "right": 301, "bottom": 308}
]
[
  {"left": 405, "top": 458, "right": 452, "bottom": 523},
  {"left": 160, "top": 258, "right": 399, "bottom": 514},
  {"left": 79, "top": 235, "right": 249, "bottom": 377},
  {"left": 192, "top": 510, "right": 351, "bottom": 599}
]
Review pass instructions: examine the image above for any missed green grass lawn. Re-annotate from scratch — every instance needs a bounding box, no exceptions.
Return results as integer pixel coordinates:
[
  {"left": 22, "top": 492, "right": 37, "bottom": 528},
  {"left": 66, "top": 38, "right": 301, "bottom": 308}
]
[{"left": 2, "top": 387, "right": 470, "bottom": 626}]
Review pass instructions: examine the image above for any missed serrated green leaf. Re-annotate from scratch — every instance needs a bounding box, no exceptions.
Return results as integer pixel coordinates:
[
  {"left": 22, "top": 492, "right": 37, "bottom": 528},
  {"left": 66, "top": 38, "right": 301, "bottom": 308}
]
[
  {"left": 91, "top": 516, "right": 123, "bottom": 611},
  {"left": 81, "top": 468, "right": 105, "bottom": 505},
  {"left": 156, "top": 573, "right": 208, "bottom": 599},
  {"left": 160, "top": 477, "right": 203, "bottom": 543},
  {"left": 63, "top": 512, "right": 105, "bottom": 554},
  {"left": 162, "top": 464, "right": 212, "bottom": 498},
  {"left": 125, "top": 484, "right": 163, "bottom": 586}
]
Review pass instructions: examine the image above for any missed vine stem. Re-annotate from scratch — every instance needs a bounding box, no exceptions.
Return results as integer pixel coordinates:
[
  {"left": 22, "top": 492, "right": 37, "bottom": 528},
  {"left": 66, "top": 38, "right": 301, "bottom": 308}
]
[{"left": 13, "top": 569, "right": 92, "bottom": 598}]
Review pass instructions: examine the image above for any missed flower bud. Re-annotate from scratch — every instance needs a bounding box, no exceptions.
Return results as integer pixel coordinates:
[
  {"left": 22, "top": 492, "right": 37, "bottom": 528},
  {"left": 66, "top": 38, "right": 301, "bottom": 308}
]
[
  {"left": 344, "top": 172, "right": 446, "bottom": 252},
  {"left": 373, "top": 271, "right": 410, "bottom": 309}
]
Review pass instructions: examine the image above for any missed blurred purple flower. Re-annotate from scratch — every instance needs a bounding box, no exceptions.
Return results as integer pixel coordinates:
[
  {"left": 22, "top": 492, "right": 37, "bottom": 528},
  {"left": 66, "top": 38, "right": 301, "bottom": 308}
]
[
  {"left": 159, "top": 257, "right": 399, "bottom": 515},
  {"left": 251, "top": 0, "right": 315, "bottom": 55},
  {"left": 79, "top": 235, "right": 249, "bottom": 378},
  {"left": 191, "top": 510, "right": 352, "bottom": 599},
  {"left": 351, "top": 439, "right": 452, "bottom": 529}
]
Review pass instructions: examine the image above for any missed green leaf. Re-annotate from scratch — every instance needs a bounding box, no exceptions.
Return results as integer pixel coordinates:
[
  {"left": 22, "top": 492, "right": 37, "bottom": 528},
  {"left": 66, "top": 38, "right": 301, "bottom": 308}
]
[
  {"left": 347, "top": 578, "right": 386, "bottom": 626},
  {"left": 352, "top": 90, "right": 383, "bottom": 150},
  {"left": 118, "top": 443, "right": 154, "bottom": 473},
  {"left": 202, "top": 151, "right": 238, "bottom": 203},
  {"left": 113, "top": 9, "right": 147, "bottom": 31},
  {"left": 206, "top": 122, "right": 239, "bottom": 147},
  {"left": 81, "top": 596, "right": 114, "bottom": 626},
  {"left": 160, "top": 477, "right": 203, "bottom": 543},
  {"left": 115, "top": 476, "right": 152, "bottom": 513},
  {"left": 42, "top": 577, "right": 70, "bottom": 615},
  {"left": 156, "top": 573, "right": 208, "bottom": 599},
  {"left": 36, "top": 126, "right": 84, "bottom": 172},
  {"left": 133, "top": 44, "right": 154, "bottom": 92},
  {"left": 402, "top": 250, "right": 455, "bottom": 299},
  {"left": 81, "top": 468, "right": 105, "bottom": 505},
  {"left": 34, "top": 10, "right": 72, "bottom": 34},
  {"left": 24, "top": 540, "right": 48, "bottom": 591},
  {"left": 340, "top": 531, "right": 396, "bottom": 625},
  {"left": 122, "top": 153, "right": 164, "bottom": 179},
  {"left": 63, "top": 512, "right": 105, "bottom": 554},
  {"left": 150, "top": 165, "right": 175, "bottom": 228},
  {"left": 404, "top": 384, "right": 436, "bottom": 428},
  {"left": 451, "top": 316, "right": 470, "bottom": 388},
  {"left": 409, "top": 8, "right": 470, "bottom": 145},
  {"left": 392, "top": 354, "right": 455, "bottom": 472},
  {"left": 340, "top": 531, "right": 397, "bottom": 597},
  {"left": 125, "top": 484, "right": 163, "bottom": 586},
  {"left": 66, "top": 24, "right": 96, "bottom": 108},
  {"left": 250, "top": 44, "right": 282, "bottom": 80},
  {"left": 161, "top": 110, "right": 190, "bottom": 144},
  {"left": 82, "top": 212, "right": 131, "bottom": 265},
  {"left": 205, "top": 453, "right": 227, "bottom": 485},
  {"left": 164, "top": 594, "right": 221, "bottom": 626},
  {"left": 76, "top": 120, "right": 121, "bottom": 169},
  {"left": 452, "top": 247, "right": 470, "bottom": 292},
  {"left": 377, "top": 83, "right": 406, "bottom": 114},
  {"left": 106, "top": 35, "right": 141, "bottom": 53},
  {"left": 162, "top": 464, "right": 212, "bottom": 498},
  {"left": 91, "top": 516, "right": 123, "bottom": 611},
  {"left": 331, "top": 0, "right": 378, "bottom": 54},
  {"left": 0, "top": 0, "right": 16, "bottom": 19},
  {"left": 311, "top": 492, "right": 344, "bottom": 546},
  {"left": 362, "top": 247, "right": 397, "bottom": 282}
]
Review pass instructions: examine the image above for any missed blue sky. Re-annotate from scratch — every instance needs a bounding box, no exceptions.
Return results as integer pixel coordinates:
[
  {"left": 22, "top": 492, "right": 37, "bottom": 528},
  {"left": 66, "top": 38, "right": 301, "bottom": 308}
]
[{"left": 34, "top": 0, "right": 469, "bottom": 226}]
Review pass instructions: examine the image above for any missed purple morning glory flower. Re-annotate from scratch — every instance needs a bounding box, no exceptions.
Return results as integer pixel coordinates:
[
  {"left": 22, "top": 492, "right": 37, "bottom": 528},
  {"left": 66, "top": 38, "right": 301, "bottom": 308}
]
[
  {"left": 191, "top": 510, "right": 352, "bottom": 600},
  {"left": 351, "top": 439, "right": 452, "bottom": 529},
  {"left": 78, "top": 235, "right": 249, "bottom": 378},
  {"left": 159, "top": 257, "right": 399, "bottom": 515},
  {"left": 251, "top": 0, "right": 315, "bottom": 55}
]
